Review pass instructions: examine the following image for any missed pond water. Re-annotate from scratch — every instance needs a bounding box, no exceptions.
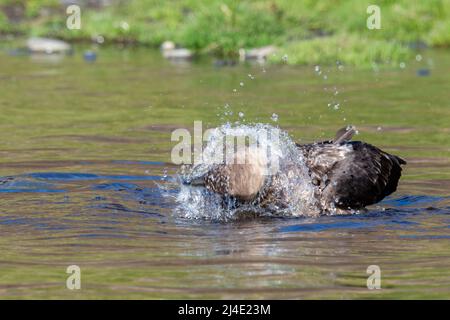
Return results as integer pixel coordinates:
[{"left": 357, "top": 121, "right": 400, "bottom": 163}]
[{"left": 0, "top": 42, "right": 449, "bottom": 299}]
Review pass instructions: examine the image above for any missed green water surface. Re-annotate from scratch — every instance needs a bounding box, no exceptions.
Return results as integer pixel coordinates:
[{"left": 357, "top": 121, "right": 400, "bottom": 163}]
[{"left": 0, "top": 42, "right": 449, "bottom": 299}]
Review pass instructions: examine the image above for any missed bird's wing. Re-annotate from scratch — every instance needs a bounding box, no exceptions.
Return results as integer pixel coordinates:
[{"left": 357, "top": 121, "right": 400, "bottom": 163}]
[
  {"left": 320, "top": 141, "right": 406, "bottom": 210},
  {"left": 296, "top": 126, "right": 357, "bottom": 176},
  {"left": 299, "top": 143, "right": 352, "bottom": 185}
]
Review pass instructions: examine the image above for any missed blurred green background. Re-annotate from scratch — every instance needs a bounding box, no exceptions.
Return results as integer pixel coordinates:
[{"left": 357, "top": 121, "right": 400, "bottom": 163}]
[{"left": 1, "top": 0, "right": 450, "bottom": 66}]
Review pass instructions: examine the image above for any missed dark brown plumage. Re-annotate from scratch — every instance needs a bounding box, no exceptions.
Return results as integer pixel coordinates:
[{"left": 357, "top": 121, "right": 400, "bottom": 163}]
[
  {"left": 184, "top": 126, "right": 406, "bottom": 214},
  {"left": 298, "top": 138, "right": 406, "bottom": 212}
]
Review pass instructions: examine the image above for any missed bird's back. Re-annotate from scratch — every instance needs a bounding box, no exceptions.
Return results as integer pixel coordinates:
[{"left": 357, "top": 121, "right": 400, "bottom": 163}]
[{"left": 298, "top": 139, "right": 406, "bottom": 211}]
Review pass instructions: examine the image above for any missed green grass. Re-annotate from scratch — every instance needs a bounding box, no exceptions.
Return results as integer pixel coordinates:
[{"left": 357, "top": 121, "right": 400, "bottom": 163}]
[
  {"left": 269, "top": 34, "right": 413, "bottom": 67},
  {"left": 1, "top": 0, "right": 450, "bottom": 65}
]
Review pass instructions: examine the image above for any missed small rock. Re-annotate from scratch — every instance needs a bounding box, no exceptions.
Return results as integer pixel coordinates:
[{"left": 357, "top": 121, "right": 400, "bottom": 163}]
[
  {"left": 26, "top": 37, "right": 71, "bottom": 54},
  {"left": 417, "top": 68, "right": 430, "bottom": 77},
  {"left": 162, "top": 48, "right": 193, "bottom": 60},
  {"left": 239, "top": 45, "right": 277, "bottom": 62},
  {"left": 161, "top": 41, "right": 192, "bottom": 60},
  {"left": 83, "top": 51, "right": 97, "bottom": 62}
]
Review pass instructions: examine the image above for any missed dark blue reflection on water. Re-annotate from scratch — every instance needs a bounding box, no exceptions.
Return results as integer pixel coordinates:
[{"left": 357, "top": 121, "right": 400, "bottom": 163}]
[
  {"left": 279, "top": 220, "right": 380, "bottom": 232},
  {"left": 382, "top": 195, "right": 445, "bottom": 207},
  {"left": 29, "top": 172, "right": 162, "bottom": 181},
  {"left": 0, "top": 171, "right": 167, "bottom": 193},
  {"left": 0, "top": 176, "right": 66, "bottom": 193},
  {"left": 1, "top": 171, "right": 449, "bottom": 236},
  {"left": 277, "top": 195, "right": 449, "bottom": 233}
]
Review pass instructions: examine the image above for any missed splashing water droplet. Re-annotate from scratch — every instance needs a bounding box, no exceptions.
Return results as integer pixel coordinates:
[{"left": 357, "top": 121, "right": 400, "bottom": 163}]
[
  {"left": 271, "top": 113, "right": 279, "bottom": 122},
  {"left": 173, "top": 123, "right": 318, "bottom": 220}
]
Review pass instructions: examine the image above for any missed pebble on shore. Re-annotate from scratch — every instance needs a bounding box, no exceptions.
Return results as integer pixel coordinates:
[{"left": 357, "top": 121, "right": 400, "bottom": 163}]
[{"left": 26, "top": 37, "right": 72, "bottom": 54}]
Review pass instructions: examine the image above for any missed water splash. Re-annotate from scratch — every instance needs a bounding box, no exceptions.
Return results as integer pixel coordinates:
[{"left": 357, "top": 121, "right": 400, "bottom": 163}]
[
  {"left": 169, "top": 123, "right": 318, "bottom": 221},
  {"left": 271, "top": 113, "right": 279, "bottom": 122}
]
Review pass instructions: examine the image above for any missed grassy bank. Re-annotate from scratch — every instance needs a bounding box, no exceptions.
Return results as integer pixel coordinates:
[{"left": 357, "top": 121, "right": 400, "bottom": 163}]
[{"left": 1, "top": 0, "right": 449, "bottom": 66}]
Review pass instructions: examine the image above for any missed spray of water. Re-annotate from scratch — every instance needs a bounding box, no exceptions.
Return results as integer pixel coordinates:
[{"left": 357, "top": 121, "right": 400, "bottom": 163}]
[{"left": 162, "top": 123, "right": 320, "bottom": 221}]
